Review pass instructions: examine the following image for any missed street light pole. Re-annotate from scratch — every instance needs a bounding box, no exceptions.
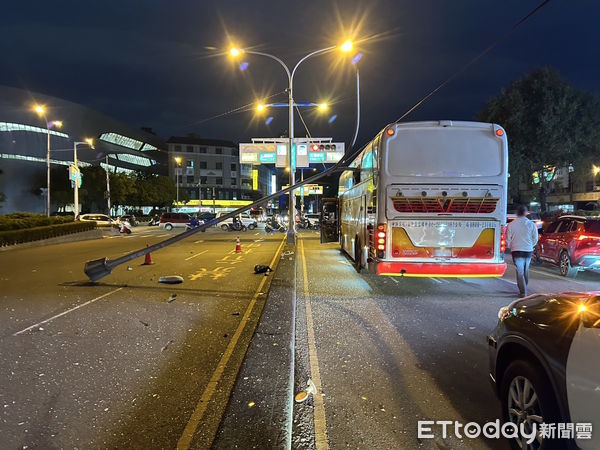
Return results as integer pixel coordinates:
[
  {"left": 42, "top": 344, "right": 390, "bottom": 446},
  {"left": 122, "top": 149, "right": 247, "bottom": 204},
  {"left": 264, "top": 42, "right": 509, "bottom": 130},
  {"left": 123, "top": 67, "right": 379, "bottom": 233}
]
[
  {"left": 230, "top": 42, "right": 353, "bottom": 238},
  {"left": 72, "top": 139, "right": 94, "bottom": 217},
  {"left": 105, "top": 155, "right": 111, "bottom": 215}
]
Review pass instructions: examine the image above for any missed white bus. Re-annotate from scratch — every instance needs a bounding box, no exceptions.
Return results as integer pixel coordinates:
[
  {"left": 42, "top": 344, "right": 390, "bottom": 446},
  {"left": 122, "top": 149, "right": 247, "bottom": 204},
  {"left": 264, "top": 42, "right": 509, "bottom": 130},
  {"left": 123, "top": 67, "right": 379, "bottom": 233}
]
[{"left": 322, "top": 120, "right": 508, "bottom": 277}]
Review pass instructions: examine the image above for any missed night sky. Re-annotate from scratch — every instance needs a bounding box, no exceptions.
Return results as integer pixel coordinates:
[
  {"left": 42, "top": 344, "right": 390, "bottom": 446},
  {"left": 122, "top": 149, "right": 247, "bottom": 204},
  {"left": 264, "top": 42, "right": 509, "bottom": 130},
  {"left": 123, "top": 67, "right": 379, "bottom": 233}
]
[{"left": 1, "top": 0, "right": 598, "bottom": 148}]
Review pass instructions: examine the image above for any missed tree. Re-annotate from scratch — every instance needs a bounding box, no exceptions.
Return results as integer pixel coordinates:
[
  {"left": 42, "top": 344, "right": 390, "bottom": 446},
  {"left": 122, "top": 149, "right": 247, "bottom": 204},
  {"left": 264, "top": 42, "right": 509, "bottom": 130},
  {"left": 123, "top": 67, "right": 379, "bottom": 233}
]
[
  {"left": 132, "top": 172, "right": 177, "bottom": 208},
  {"left": 478, "top": 67, "right": 600, "bottom": 210},
  {"left": 110, "top": 172, "right": 137, "bottom": 212},
  {"left": 0, "top": 169, "right": 5, "bottom": 206},
  {"left": 80, "top": 166, "right": 109, "bottom": 213}
]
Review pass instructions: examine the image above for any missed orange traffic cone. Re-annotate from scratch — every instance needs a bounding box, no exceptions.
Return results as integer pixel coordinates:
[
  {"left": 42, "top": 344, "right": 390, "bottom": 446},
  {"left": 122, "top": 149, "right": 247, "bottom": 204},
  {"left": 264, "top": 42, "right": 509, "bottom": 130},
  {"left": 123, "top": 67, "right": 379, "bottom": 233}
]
[
  {"left": 142, "top": 245, "right": 154, "bottom": 265},
  {"left": 235, "top": 236, "right": 242, "bottom": 253}
]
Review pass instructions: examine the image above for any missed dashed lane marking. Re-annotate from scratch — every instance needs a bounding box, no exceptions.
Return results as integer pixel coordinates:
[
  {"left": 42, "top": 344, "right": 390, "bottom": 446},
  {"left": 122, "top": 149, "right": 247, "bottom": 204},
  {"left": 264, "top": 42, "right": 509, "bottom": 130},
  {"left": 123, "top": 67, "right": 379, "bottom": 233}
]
[
  {"left": 184, "top": 249, "right": 208, "bottom": 261},
  {"left": 177, "top": 237, "right": 286, "bottom": 450},
  {"left": 13, "top": 288, "right": 124, "bottom": 336},
  {"left": 193, "top": 240, "right": 204, "bottom": 244},
  {"left": 300, "top": 238, "right": 329, "bottom": 450}
]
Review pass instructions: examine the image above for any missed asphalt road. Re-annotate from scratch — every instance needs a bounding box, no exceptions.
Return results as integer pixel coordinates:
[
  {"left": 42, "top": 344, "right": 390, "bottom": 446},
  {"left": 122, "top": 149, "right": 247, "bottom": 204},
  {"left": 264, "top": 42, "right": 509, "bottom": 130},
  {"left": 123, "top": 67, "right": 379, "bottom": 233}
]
[
  {"left": 293, "top": 232, "right": 600, "bottom": 450},
  {"left": 0, "top": 225, "right": 285, "bottom": 449}
]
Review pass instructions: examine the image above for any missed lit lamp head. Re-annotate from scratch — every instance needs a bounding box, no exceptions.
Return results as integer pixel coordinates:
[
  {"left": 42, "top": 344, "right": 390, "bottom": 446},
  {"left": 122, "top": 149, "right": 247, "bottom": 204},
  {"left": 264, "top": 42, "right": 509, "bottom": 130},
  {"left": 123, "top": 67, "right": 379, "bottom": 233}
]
[
  {"left": 256, "top": 103, "right": 266, "bottom": 113},
  {"left": 340, "top": 40, "right": 353, "bottom": 53},
  {"left": 52, "top": 120, "right": 63, "bottom": 129},
  {"left": 229, "top": 47, "right": 242, "bottom": 58},
  {"left": 174, "top": 156, "right": 182, "bottom": 165},
  {"left": 33, "top": 104, "right": 46, "bottom": 116},
  {"left": 317, "top": 103, "right": 328, "bottom": 112},
  {"left": 85, "top": 138, "right": 95, "bottom": 148},
  {"left": 594, "top": 165, "right": 600, "bottom": 176}
]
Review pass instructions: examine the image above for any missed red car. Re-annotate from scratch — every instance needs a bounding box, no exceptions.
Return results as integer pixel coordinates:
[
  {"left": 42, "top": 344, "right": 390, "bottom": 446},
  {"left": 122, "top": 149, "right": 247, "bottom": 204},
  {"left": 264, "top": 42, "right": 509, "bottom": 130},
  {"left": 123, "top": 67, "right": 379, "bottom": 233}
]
[{"left": 535, "top": 215, "right": 600, "bottom": 277}]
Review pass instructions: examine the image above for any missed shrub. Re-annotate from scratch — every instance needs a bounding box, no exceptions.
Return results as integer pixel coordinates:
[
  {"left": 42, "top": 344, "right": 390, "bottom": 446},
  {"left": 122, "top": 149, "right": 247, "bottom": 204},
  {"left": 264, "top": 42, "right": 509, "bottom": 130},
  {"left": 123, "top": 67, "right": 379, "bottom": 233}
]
[
  {"left": 0, "top": 213, "right": 73, "bottom": 232},
  {"left": 0, "top": 221, "right": 95, "bottom": 246}
]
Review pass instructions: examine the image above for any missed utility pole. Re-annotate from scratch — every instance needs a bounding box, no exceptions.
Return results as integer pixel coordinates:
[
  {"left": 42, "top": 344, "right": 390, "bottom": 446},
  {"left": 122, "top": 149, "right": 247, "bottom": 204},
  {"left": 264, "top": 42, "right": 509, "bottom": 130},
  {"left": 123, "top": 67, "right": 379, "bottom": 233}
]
[{"left": 105, "top": 155, "right": 111, "bottom": 215}]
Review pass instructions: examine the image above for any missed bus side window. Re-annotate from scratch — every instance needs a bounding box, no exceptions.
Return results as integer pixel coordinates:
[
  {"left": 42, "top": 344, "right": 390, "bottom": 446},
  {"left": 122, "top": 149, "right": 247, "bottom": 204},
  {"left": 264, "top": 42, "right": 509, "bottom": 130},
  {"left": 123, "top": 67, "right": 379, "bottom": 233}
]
[{"left": 361, "top": 146, "right": 373, "bottom": 182}]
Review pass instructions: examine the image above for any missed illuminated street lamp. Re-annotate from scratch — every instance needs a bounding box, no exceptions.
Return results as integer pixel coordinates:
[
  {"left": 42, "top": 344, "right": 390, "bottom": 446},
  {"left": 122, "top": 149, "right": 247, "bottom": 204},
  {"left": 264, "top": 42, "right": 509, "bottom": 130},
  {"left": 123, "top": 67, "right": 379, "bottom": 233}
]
[
  {"left": 229, "top": 40, "right": 352, "bottom": 238},
  {"left": 317, "top": 103, "right": 328, "bottom": 112},
  {"left": 256, "top": 103, "right": 267, "bottom": 113},
  {"left": 32, "top": 104, "right": 63, "bottom": 216},
  {"left": 174, "top": 156, "right": 182, "bottom": 204},
  {"left": 72, "top": 138, "right": 95, "bottom": 217}
]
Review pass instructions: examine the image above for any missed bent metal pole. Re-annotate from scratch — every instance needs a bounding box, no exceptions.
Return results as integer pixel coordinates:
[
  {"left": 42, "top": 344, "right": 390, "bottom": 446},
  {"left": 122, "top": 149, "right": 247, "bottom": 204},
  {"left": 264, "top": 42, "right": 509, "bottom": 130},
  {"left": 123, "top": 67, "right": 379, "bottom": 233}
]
[{"left": 83, "top": 164, "right": 358, "bottom": 282}]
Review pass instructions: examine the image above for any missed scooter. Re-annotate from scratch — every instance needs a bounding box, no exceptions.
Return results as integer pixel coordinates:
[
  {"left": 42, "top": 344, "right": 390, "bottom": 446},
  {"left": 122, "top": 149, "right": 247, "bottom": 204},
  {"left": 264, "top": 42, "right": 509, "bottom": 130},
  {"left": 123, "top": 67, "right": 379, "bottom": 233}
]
[
  {"left": 226, "top": 222, "right": 247, "bottom": 232},
  {"left": 186, "top": 219, "right": 206, "bottom": 232},
  {"left": 265, "top": 220, "right": 287, "bottom": 233},
  {"left": 120, "top": 220, "right": 132, "bottom": 234}
]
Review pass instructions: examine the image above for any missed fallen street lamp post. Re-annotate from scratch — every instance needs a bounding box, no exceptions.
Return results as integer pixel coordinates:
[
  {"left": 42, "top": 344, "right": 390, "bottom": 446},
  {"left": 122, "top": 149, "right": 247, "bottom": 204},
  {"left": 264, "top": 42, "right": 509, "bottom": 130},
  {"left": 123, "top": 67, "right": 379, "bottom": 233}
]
[{"left": 83, "top": 165, "right": 360, "bottom": 282}]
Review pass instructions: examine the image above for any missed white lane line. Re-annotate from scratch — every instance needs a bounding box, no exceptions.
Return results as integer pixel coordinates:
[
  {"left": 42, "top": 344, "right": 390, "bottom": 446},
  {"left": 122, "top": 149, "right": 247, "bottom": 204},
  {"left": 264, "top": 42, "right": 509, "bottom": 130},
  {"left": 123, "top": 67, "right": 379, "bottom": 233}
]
[
  {"left": 254, "top": 232, "right": 259, "bottom": 236},
  {"left": 184, "top": 249, "right": 208, "bottom": 261},
  {"left": 177, "top": 237, "right": 286, "bottom": 449},
  {"left": 157, "top": 233, "right": 169, "bottom": 237},
  {"left": 13, "top": 287, "right": 124, "bottom": 336},
  {"left": 430, "top": 278, "right": 443, "bottom": 284},
  {"left": 390, "top": 277, "right": 400, "bottom": 284},
  {"left": 499, "top": 278, "right": 517, "bottom": 285},
  {"left": 193, "top": 240, "right": 204, "bottom": 244},
  {"left": 300, "top": 238, "right": 329, "bottom": 450}
]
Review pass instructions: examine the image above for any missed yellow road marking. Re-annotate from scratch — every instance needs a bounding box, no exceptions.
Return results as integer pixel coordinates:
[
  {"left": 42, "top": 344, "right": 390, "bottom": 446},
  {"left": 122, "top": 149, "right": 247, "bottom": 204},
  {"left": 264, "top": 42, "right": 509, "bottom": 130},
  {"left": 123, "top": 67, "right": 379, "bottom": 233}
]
[
  {"left": 177, "top": 237, "right": 286, "bottom": 449},
  {"left": 300, "top": 237, "right": 329, "bottom": 450}
]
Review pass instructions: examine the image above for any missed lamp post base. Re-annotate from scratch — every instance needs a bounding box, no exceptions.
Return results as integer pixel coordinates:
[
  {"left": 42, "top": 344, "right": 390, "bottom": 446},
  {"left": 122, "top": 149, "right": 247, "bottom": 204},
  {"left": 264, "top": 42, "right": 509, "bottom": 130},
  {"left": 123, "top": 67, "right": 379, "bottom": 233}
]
[{"left": 286, "top": 227, "right": 296, "bottom": 244}]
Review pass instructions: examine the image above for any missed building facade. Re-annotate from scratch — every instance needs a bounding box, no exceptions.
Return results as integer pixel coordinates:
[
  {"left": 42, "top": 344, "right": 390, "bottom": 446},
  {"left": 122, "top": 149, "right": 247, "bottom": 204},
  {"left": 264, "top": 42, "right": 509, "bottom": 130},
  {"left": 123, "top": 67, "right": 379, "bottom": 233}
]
[
  {"left": 167, "top": 136, "right": 275, "bottom": 203},
  {"left": 0, "top": 85, "right": 167, "bottom": 214}
]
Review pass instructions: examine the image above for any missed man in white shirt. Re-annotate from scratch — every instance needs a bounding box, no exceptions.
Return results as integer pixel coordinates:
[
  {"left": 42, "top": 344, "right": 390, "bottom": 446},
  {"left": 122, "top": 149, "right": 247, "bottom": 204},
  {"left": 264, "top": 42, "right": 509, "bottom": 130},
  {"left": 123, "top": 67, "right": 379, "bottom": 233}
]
[{"left": 506, "top": 205, "right": 539, "bottom": 297}]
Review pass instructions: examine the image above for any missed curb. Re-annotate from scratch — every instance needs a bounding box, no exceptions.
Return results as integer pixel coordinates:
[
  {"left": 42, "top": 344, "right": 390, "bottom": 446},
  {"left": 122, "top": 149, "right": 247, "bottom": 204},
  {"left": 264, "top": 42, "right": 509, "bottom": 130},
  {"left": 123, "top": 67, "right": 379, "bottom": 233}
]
[{"left": 212, "top": 242, "right": 297, "bottom": 449}]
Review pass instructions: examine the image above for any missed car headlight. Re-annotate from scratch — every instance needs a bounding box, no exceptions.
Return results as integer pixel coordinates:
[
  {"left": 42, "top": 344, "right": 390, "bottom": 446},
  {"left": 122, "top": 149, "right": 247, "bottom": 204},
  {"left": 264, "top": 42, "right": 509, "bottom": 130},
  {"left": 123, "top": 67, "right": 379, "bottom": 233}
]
[{"left": 498, "top": 306, "right": 510, "bottom": 321}]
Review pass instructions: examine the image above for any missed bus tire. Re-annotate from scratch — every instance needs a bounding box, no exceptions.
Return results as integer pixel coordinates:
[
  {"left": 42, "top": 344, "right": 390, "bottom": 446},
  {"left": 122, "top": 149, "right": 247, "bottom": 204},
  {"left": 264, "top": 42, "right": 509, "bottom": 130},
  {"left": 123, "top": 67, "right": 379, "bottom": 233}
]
[{"left": 354, "top": 238, "right": 363, "bottom": 273}]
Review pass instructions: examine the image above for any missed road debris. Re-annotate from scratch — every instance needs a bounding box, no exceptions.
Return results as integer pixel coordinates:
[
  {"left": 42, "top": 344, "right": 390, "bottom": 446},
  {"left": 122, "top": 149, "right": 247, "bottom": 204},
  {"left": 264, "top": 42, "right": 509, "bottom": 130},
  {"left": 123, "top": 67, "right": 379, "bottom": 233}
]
[
  {"left": 139, "top": 320, "right": 149, "bottom": 326},
  {"left": 167, "top": 294, "right": 177, "bottom": 303},
  {"left": 158, "top": 275, "right": 184, "bottom": 284},
  {"left": 295, "top": 379, "right": 317, "bottom": 403},
  {"left": 161, "top": 340, "right": 174, "bottom": 352}
]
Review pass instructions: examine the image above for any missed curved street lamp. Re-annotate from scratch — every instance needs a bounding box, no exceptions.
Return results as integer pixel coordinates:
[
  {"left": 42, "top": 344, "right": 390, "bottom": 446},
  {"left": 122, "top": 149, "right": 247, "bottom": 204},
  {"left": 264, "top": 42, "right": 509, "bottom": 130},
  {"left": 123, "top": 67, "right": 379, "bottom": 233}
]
[
  {"left": 230, "top": 41, "right": 353, "bottom": 237},
  {"left": 32, "top": 104, "right": 63, "bottom": 216}
]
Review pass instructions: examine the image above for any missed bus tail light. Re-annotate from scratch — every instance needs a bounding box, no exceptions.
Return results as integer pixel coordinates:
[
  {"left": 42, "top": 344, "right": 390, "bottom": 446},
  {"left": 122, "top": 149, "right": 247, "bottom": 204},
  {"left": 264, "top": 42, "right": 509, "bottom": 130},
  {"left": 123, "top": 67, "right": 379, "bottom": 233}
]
[
  {"left": 500, "top": 225, "right": 507, "bottom": 253},
  {"left": 377, "top": 223, "right": 386, "bottom": 258}
]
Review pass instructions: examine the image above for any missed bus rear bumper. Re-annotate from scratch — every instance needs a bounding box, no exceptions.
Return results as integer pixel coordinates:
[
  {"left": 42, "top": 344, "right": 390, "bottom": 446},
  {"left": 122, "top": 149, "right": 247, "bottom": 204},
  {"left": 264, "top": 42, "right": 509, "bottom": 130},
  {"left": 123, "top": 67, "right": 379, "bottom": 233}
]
[{"left": 376, "top": 261, "right": 506, "bottom": 277}]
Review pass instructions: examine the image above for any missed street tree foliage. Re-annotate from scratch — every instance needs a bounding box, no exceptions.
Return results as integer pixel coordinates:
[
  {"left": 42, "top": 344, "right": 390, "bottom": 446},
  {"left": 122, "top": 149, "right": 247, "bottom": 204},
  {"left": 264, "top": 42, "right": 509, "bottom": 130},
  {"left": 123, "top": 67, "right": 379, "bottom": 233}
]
[
  {"left": 80, "top": 166, "right": 109, "bottom": 213},
  {"left": 478, "top": 67, "right": 600, "bottom": 209},
  {"left": 0, "top": 169, "right": 5, "bottom": 206}
]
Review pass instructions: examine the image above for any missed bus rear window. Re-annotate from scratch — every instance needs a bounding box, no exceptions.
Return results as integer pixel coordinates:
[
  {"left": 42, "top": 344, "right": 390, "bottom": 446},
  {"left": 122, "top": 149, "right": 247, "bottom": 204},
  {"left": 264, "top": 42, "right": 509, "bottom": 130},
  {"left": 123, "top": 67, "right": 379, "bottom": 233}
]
[{"left": 386, "top": 128, "right": 503, "bottom": 177}]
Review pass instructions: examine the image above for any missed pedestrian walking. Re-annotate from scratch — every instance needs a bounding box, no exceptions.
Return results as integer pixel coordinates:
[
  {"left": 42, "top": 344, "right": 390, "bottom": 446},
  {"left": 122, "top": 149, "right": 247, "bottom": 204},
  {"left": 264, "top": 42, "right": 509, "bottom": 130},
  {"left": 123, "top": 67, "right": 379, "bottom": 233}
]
[{"left": 506, "top": 205, "right": 539, "bottom": 297}]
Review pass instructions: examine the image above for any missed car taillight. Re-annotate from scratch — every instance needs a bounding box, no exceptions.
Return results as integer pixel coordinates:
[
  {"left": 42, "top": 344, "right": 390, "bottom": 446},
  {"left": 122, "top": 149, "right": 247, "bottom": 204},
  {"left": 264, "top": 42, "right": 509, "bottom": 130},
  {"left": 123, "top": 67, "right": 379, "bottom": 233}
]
[
  {"left": 577, "top": 234, "right": 600, "bottom": 241},
  {"left": 377, "top": 223, "right": 386, "bottom": 258},
  {"left": 500, "top": 225, "right": 507, "bottom": 253}
]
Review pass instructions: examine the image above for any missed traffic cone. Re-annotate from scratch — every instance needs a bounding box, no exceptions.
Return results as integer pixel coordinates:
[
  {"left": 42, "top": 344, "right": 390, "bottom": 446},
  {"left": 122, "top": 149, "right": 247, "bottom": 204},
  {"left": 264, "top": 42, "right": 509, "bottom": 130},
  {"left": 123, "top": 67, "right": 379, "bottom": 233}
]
[
  {"left": 235, "top": 236, "right": 242, "bottom": 253},
  {"left": 142, "top": 245, "right": 154, "bottom": 265}
]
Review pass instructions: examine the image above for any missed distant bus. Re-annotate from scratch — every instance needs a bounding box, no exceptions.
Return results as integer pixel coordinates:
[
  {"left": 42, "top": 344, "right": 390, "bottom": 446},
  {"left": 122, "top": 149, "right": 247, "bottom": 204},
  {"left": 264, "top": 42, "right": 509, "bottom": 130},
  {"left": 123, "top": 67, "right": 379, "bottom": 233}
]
[{"left": 321, "top": 120, "right": 508, "bottom": 277}]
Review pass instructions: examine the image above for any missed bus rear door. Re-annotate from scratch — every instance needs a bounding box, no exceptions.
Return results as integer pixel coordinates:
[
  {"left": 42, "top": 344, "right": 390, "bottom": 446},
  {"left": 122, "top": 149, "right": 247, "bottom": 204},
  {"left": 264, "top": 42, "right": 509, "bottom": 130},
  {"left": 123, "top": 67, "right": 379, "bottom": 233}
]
[{"left": 320, "top": 198, "right": 339, "bottom": 243}]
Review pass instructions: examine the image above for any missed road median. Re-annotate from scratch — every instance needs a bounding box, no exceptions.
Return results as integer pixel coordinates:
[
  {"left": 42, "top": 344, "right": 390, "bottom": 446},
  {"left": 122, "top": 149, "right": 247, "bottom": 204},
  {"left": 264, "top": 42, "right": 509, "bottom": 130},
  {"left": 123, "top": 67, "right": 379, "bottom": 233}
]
[{"left": 212, "top": 241, "right": 297, "bottom": 449}]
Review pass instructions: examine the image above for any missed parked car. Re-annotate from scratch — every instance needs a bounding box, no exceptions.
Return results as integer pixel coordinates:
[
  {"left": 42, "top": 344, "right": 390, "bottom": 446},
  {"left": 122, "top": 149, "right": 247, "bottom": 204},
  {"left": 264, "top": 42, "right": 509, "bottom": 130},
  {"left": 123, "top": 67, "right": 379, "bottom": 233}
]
[
  {"left": 507, "top": 211, "right": 543, "bottom": 233},
  {"left": 216, "top": 212, "right": 257, "bottom": 230},
  {"left": 489, "top": 291, "right": 600, "bottom": 450},
  {"left": 534, "top": 215, "right": 600, "bottom": 277},
  {"left": 159, "top": 212, "right": 191, "bottom": 231},
  {"left": 76, "top": 213, "right": 115, "bottom": 226}
]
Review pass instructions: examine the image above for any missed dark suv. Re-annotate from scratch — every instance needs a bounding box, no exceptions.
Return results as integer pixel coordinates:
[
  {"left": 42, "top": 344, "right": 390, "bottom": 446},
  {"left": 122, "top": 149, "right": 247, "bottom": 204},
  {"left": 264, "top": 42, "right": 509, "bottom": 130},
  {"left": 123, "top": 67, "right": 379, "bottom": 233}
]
[{"left": 535, "top": 215, "right": 600, "bottom": 277}]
